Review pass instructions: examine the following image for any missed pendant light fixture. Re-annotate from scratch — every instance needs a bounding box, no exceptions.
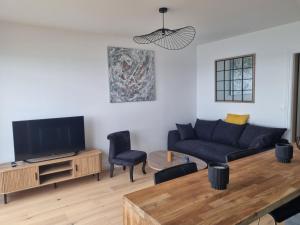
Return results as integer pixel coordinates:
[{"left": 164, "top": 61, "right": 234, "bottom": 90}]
[{"left": 133, "top": 7, "right": 196, "bottom": 50}]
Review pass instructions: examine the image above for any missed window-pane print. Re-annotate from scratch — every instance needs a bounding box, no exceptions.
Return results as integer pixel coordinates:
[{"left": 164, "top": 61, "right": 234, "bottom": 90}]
[
  {"left": 216, "top": 54, "right": 255, "bottom": 102},
  {"left": 244, "top": 68, "right": 252, "bottom": 79},
  {"left": 216, "top": 81, "right": 224, "bottom": 90},
  {"left": 233, "top": 91, "right": 242, "bottom": 101},
  {"left": 225, "top": 71, "right": 231, "bottom": 80},
  {"left": 243, "top": 91, "right": 253, "bottom": 101},
  {"left": 217, "top": 61, "right": 224, "bottom": 71},
  {"left": 233, "top": 80, "right": 242, "bottom": 90},
  {"left": 225, "top": 91, "right": 233, "bottom": 101},
  {"left": 243, "top": 56, "right": 253, "bottom": 68},
  {"left": 225, "top": 81, "right": 231, "bottom": 91},
  {"left": 225, "top": 60, "right": 232, "bottom": 70},
  {"left": 234, "top": 69, "right": 242, "bottom": 80},
  {"left": 217, "top": 91, "right": 224, "bottom": 101},
  {"left": 234, "top": 58, "right": 242, "bottom": 69},
  {"left": 243, "top": 79, "right": 252, "bottom": 90},
  {"left": 217, "top": 71, "right": 224, "bottom": 81}
]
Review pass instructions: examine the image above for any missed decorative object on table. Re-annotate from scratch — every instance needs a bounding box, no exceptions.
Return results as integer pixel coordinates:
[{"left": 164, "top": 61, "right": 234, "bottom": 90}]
[
  {"left": 208, "top": 163, "right": 229, "bottom": 190},
  {"left": 275, "top": 143, "right": 293, "bottom": 163},
  {"left": 107, "top": 46, "right": 155, "bottom": 103},
  {"left": 133, "top": 7, "right": 196, "bottom": 50},
  {"left": 107, "top": 130, "right": 147, "bottom": 182},
  {"left": 154, "top": 162, "right": 198, "bottom": 185},
  {"left": 147, "top": 150, "right": 207, "bottom": 171}
]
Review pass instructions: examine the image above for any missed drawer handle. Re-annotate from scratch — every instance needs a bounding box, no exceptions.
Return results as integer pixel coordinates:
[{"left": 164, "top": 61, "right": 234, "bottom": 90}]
[
  {"left": 35, "top": 172, "right": 38, "bottom": 180},
  {"left": 75, "top": 165, "right": 78, "bottom": 171}
]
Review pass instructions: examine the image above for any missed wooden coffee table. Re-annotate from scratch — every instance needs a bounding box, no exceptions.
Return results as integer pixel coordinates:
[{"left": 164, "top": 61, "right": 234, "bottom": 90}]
[{"left": 148, "top": 150, "right": 207, "bottom": 171}]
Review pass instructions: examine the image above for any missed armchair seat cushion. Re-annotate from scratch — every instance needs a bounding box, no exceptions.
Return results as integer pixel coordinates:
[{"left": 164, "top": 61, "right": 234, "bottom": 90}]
[{"left": 114, "top": 150, "right": 147, "bottom": 165}]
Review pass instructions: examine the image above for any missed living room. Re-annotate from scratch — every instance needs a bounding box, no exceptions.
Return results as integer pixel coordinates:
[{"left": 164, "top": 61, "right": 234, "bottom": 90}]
[{"left": 1, "top": 1, "right": 300, "bottom": 225}]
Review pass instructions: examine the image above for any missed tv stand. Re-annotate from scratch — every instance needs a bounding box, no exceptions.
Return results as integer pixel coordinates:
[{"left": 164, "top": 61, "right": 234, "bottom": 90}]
[
  {"left": 24, "top": 152, "right": 77, "bottom": 163},
  {"left": 0, "top": 149, "right": 102, "bottom": 204}
]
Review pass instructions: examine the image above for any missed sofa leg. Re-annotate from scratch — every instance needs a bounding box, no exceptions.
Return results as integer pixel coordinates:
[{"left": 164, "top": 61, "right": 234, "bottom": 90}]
[
  {"left": 142, "top": 161, "right": 146, "bottom": 174},
  {"left": 129, "top": 166, "right": 134, "bottom": 182},
  {"left": 167, "top": 151, "right": 173, "bottom": 162},
  {"left": 123, "top": 166, "right": 126, "bottom": 171},
  {"left": 110, "top": 164, "right": 114, "bottom": 178}
]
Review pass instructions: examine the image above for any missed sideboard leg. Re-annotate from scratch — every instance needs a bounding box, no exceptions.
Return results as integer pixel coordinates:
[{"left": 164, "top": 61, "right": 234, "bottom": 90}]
[
  {"left": 3, "top": 194, "right": 7, "bottom": 204},
  {"left": 97, "top": 173, "right": 100, "bottom": 181}
]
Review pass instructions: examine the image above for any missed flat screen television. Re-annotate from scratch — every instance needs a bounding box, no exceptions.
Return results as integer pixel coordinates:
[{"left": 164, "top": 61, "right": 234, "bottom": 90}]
[{"left": 12, "top": 116, "right": 85, "bottom": 162}]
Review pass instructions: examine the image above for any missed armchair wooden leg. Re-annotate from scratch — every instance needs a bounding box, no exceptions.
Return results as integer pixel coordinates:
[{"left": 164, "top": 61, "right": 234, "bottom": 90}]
[
  {"left": 123, "top": 166, "right": 126, "bottom": 171},
  {"left": 3, "top": 194, "right": 7, "bottom": 204},
  {"left": 167, "top": 151, "right": 173, "bottom": 162},
  {"left": 142, "top": 161, "right": 146, "bottom": 174},
  {"left": 110, "top": 164, "right": 114, "bottom": 178},
  {"left": 129, "top": 166, "right": 134, "bottom": 182}
]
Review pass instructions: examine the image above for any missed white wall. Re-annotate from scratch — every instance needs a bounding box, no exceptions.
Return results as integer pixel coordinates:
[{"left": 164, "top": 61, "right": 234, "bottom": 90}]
[
  {"left": 197, "top": 21, "right": 300, "bottom": 138},
  {"left": 0, "top": 21, "right": 197, "bottom": 165}
]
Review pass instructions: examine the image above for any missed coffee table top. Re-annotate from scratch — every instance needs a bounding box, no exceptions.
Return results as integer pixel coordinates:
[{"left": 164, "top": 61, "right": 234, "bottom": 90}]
[{"left": 148, "top": 150, "right": 207, "bottom": 171}]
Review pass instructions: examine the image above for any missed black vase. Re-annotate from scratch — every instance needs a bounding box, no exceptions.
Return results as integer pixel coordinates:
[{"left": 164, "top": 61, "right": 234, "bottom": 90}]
[
  {"left": 275, "top": 143, "right": 293, "bottom": 163},
  {"left": 208, "top": 163, "right": 229, "bottom": 190}
]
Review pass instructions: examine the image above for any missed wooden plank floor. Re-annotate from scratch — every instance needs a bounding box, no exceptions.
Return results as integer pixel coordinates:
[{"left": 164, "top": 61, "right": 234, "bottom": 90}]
[{"left": 0, "top": 165, "right": 281, "bottom": 225}]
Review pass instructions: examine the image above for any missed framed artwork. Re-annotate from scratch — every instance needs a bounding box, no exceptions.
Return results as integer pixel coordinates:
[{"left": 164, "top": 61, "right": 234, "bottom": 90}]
[
  {"left": 215, "top": 54, "right": 255, "bottom": 103},
  {"left": 107, "top": 46, "right": 156, "bottom": 103}
]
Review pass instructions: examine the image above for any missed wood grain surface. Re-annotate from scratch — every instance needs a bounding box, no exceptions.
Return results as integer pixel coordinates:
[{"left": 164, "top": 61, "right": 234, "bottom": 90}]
[{"left": 124, "top": 148, "right": 300, "bottom": 225}]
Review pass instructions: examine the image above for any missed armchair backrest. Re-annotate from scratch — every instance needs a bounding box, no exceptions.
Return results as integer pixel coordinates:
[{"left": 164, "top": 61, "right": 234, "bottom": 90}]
[
  {"left": 154, "top": 162, "right": 198, "bottom": 185},
  {"left": 107, "top": 130, "right": 131, "bottom": 161}
]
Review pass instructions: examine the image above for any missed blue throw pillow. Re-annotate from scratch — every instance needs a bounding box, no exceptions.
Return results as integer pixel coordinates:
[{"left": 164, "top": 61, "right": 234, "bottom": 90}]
[
  {"left": 238, "top": 124, "right": 286, "bottom": 148},
  {"left": 194, "top": 119, "right": 219, "bottom": 141},
  {"left": 212, "top": 120, "right": 246, "bottom": 146},
  {"left": 176, "top": 123, "right": 196, "bottom": 140}
]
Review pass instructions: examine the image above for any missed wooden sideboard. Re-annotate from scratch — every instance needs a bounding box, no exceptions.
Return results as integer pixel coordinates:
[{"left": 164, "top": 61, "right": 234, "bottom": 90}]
[{"left": 0, "top": 149, "right": 102, "bottom": 204}]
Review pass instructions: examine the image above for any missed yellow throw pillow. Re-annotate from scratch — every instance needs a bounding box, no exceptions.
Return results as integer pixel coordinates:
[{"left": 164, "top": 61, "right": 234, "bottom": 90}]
[{"left": 225, "top": 113, "right": 249, "bottom": 125}]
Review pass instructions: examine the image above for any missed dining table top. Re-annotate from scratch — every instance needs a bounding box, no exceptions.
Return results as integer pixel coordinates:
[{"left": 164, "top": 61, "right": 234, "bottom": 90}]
[{"left": 123, "top": 147, "right": 300, "bottom": 225}]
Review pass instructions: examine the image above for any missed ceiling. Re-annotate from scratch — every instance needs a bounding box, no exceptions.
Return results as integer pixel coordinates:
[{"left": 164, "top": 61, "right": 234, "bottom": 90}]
[{"left": 1, "top": 0, "right": 300, "bottom": 44}]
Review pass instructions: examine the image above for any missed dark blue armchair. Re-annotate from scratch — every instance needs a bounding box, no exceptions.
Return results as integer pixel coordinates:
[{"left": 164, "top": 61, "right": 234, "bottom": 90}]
[{"left": 107, "top": 131, "right": 147, "bottom": 182}]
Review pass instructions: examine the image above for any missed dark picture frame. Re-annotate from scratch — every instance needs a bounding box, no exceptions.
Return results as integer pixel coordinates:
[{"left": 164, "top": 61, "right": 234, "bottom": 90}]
[{"left": 215, "top": 54, "right": 255, "bottom": 103}]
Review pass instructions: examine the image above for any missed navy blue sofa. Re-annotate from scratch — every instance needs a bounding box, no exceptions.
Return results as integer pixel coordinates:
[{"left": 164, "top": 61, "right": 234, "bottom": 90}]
[{"left": 168, "top": 119, "right": 287, "bottom": 164}]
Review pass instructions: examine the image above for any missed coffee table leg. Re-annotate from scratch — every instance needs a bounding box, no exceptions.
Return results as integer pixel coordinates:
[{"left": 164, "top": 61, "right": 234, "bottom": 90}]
[{"left": 167, "top": 151, "right": 173, "bottom": 162}]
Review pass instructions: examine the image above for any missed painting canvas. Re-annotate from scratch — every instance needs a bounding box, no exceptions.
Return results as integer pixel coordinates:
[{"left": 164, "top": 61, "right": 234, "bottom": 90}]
[{"left": 107, "top": 46, "right": 156, "bottom": 103}]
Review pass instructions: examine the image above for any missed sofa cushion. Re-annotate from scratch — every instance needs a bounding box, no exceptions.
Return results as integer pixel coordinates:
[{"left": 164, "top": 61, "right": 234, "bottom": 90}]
[
  {"left": 212, "top": 120, "right": 246, "bottom": 146},
  {"left": 174, "top": 140, "right": 242, "bottom": 163},
  {"left": 225, "top": 113, "right": 249, "bottom": 125},
  {"left": 248, "top": 134, "right": 274, "bottom": 150},
  {"left": 239, "top": 124, "right": 286, "bottom": 148},
  {"left": 176, "top": 123, "right": 196, "bottom": 140},
  {"left": 194, "top": 119, "right": 219, "bottom": 141}
]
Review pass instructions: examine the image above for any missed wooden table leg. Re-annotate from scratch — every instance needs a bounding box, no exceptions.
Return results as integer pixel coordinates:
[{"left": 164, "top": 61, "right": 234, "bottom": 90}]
[{"left": 167, "top": 151, "right": 173, "bottom": 162}]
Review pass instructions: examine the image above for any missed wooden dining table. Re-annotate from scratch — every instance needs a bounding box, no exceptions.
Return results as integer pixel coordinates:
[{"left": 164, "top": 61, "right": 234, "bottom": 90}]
[{"left": 123, "top": 148, "right": 300, "bottom": 225}]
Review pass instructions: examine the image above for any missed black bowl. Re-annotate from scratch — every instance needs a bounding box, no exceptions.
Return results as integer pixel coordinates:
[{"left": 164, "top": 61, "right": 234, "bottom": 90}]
[
  {"left": 275, "top": 143, "right": 293, "bottom": 163},
  {"left": 208, "top": 163, "right": 229, "bottom": 190}
]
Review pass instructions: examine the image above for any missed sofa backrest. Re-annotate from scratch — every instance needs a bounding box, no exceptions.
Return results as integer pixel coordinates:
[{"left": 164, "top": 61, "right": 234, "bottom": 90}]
[
  {"left": 211, "top": 120, "right": 246, "bottom": 146},
  {"left": 238, "top": 124, "right": 286, "bottom": 149}
]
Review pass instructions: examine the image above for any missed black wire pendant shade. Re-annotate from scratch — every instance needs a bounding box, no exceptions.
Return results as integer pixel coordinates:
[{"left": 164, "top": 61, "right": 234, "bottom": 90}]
[{"left": 133, "top": 7, "right": 196, "bottom": 50}]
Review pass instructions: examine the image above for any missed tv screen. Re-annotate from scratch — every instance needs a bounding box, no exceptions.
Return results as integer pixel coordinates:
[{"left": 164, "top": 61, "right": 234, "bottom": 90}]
[{"left": 12, "top": 116, "right": 85, "bottom": 161}]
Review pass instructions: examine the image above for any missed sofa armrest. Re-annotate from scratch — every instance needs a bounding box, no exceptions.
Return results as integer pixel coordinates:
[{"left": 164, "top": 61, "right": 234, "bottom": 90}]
[{"left": 168, "top": 130, "right": 181, "bottom": 150}]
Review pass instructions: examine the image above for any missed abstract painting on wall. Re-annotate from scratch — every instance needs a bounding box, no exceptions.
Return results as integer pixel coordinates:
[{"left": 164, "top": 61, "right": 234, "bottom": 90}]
[{"left": 107, "top": 46, "right": 156, "bottom": 103}]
